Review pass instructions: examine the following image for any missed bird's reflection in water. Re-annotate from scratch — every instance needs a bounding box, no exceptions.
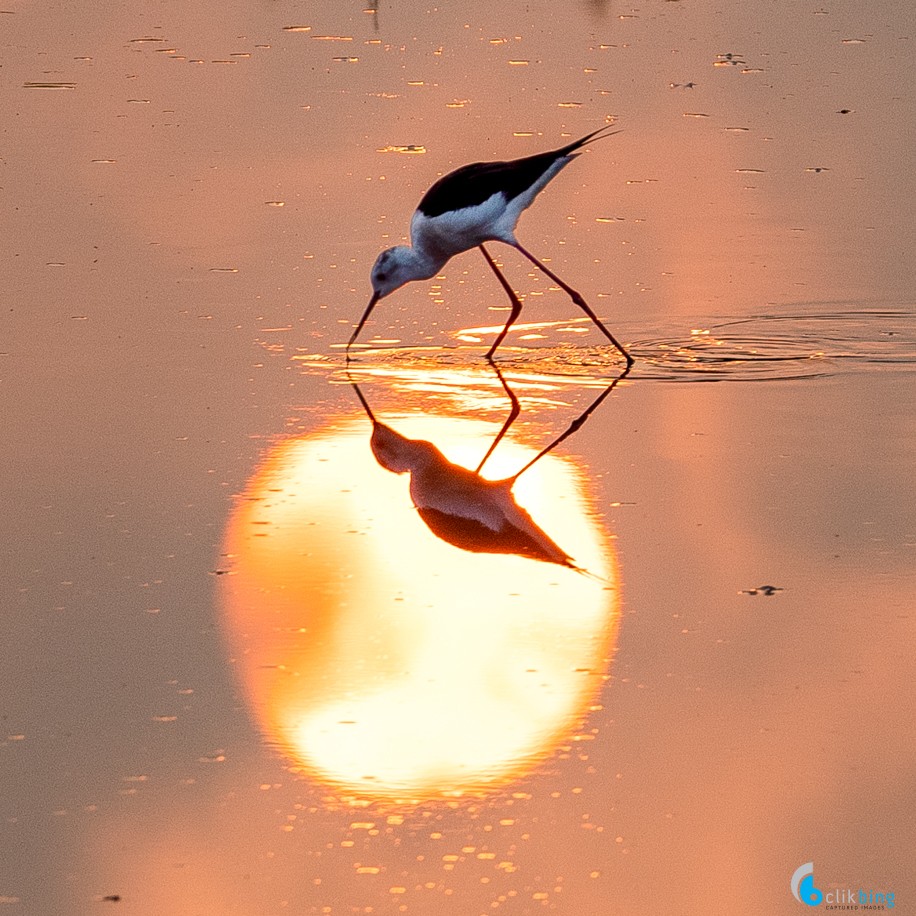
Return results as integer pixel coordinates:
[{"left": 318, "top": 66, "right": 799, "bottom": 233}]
[
  {"left": 219, "top": 364, "right": 629, "bottom": 803},
  {"left": 353, "top": 364, "right": 628, "bottom": 576}
]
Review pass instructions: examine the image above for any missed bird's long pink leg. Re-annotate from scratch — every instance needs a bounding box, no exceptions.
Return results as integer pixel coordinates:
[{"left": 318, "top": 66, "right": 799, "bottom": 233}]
[
  {"left": 513, "top": 243, "right": 634, "bottom": 367},
  {"left": 479, "top": 244, "right": 524, "bottom": 360}
]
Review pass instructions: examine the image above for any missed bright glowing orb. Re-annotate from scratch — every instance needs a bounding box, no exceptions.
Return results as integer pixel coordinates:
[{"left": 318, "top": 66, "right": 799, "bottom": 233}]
[{"left": 219, "top": 414, "right": 619, "bottom": 801}]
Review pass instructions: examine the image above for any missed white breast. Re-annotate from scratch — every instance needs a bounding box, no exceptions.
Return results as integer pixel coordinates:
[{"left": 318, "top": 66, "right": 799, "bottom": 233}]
[{"left": 410, "top": 193, "right": 516, "bottom": 260}]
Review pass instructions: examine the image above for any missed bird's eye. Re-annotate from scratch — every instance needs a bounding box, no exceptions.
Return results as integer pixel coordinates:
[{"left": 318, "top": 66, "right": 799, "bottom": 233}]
[{"left": 377, "top": 272, "right": 387, "bottom": 282}]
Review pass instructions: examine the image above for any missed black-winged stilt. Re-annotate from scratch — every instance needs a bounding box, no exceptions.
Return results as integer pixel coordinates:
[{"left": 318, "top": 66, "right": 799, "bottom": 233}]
[{"left": 347, "top": 126, "right": 633, "bottom": 366}]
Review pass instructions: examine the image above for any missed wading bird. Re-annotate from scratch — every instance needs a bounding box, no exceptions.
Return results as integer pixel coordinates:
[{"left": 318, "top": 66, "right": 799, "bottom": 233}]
[{"left": 347, "top": 126, "right": 633, "bottom": 366}]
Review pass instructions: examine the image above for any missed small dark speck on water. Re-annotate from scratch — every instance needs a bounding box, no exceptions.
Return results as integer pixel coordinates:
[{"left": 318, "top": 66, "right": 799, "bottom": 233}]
[
  {"left": 102, "top": 896, "right": 121, "bottom": 903},
  {"left": 740, "top": 585, "right": 783, "bottom": 596}
]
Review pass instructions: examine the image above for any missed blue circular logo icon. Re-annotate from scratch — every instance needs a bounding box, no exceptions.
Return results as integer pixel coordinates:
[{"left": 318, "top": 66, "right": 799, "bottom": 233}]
[{"left": 791, "top": 862, "right": 824, "bottom": 907}]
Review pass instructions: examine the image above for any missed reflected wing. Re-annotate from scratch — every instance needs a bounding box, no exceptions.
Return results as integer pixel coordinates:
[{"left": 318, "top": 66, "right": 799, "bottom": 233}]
[{"left": 416, "top": 506, "right": 574, "bottom": 568}]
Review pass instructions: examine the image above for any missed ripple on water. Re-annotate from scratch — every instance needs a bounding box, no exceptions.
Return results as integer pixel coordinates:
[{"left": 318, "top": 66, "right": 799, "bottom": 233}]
[
  {"left": 311, "top": 304, "right": 916, "bottom": 384},
  {"left": 635, "top": 306, "right": 916, "bottom": 382}
]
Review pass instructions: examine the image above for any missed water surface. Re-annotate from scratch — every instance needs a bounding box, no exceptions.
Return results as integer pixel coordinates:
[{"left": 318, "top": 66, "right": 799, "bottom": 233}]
[{"left": 2, "top": 1, "right": 914, "bottom": 913}]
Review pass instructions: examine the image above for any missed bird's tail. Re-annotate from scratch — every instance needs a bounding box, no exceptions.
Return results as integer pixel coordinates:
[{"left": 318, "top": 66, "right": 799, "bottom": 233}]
[
  {"left": 560, "top": 124, "right": 622, "bottom": 157},
  {"left": 564, "top": 558, "right": 612, "bottom": 586}
]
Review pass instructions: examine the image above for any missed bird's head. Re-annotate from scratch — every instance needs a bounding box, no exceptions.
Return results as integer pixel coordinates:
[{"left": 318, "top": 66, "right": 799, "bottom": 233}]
[
  {"left": 370, "top": 245, "right": 416, "bottom": 300},
  {"left": 349, "top": 245, "right": 438, "bottom": 358}
]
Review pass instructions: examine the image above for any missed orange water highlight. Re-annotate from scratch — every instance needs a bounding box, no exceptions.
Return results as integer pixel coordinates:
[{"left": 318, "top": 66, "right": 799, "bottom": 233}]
[{"left": 219, "top": 414, "right": 620, "bottom": 802}]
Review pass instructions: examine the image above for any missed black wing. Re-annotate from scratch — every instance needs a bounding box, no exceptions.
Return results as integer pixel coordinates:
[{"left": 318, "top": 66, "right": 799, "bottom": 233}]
[
  {"left": 416, "top": 507, "right": 574, "bottom": 567},
  {"left": 416, "top": 126, "right": 618, "bottom": 218}
]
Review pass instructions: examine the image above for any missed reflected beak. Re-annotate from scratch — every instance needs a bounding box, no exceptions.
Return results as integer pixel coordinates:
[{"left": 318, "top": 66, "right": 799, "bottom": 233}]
[
  {"left": 346, "top": 290, "right": 380, "bottom": 360},
  {"left": 350, "top": 380, "right": 377, "bottom": 424}
]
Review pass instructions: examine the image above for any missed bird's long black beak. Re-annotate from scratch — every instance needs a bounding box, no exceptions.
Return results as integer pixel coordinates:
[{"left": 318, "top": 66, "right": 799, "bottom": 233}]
[{"left": 346, "top": 290, "right": 380, "bottom": 361}]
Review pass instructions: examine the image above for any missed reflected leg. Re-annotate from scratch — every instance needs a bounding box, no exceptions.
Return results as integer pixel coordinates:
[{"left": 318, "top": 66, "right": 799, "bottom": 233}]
[
  {"left": 475, "top": 362, "right": 521, "bottom": 475},
  {"left": 508, "top": 363, "right": 631, "bottom": 481}
]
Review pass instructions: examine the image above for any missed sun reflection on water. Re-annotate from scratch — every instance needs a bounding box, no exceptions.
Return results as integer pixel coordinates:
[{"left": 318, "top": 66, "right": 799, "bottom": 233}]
[{"left": 219, "top": 413, "right": 620, "bottom": 803}]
